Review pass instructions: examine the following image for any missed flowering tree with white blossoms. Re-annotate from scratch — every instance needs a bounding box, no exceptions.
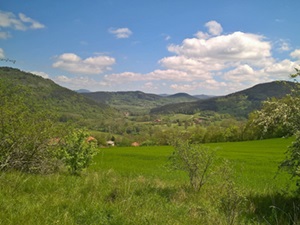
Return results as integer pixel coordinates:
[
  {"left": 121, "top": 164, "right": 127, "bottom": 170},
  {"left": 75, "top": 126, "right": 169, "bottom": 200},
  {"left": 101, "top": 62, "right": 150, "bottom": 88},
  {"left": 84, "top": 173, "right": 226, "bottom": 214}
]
[{"left": 253, "top": 68, "right": 300, "bottom": 191}]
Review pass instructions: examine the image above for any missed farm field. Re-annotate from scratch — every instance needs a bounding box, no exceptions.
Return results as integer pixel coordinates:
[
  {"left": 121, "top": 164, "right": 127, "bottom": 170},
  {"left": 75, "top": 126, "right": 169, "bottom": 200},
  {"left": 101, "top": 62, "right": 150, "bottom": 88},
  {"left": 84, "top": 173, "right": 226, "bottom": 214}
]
[
  {"left": 92, "top": 137, "right": 294, "bottom": 192},
  {"left": 0, "top": 138, "right": 298, "bottom": 225}
]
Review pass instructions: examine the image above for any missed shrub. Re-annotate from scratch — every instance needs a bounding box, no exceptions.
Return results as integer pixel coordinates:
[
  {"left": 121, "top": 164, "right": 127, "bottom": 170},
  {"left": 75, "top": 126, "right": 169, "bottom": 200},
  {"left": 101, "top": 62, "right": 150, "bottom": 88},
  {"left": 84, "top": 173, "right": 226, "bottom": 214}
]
[
  {"left": 0, "top": 82, "right": 65, "bottom": 174},
  {"left": 169, "top": 140, "right": 217, "bottom": 192},
  {"left": 59, "top": 129, "right": 97, "bottom": 175}
]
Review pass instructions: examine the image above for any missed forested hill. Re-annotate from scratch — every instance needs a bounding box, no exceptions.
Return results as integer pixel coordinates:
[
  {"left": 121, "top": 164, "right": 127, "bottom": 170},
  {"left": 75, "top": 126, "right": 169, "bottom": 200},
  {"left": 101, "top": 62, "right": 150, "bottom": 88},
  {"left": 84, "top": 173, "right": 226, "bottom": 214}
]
[
  {"left": 150, "top": 81, "right": 298, "bottom": 118},
  {"left": 0, "top": 67, "right": 116, "bottom": 122},
  {"left": 82, "top": 91, "right": 199, "bottom": 114}
]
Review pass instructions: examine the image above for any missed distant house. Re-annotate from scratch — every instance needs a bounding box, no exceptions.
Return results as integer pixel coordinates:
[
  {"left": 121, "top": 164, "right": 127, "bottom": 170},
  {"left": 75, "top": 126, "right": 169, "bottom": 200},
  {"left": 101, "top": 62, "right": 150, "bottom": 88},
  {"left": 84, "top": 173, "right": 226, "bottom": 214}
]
[
  {"left": 131, "top": 142, "right": 140, "bottom": 147},
  {"left": 86, "top": 136, "right": 96, "bottom": 142},
  {"left": 107, "top": 140, "right": 115, "bottom": 147}
]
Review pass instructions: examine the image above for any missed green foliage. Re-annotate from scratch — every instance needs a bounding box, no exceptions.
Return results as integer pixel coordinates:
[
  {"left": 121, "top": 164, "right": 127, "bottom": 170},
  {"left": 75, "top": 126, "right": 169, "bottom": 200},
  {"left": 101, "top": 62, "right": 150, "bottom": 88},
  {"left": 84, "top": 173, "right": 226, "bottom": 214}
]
[
  {"left": 280, "top": 132, "right": 300, "bottom": 191},
  {"left": 0, "top": 67, "right": 117, "bottom": 130},
  {"left": 0, "top": 79, "right": 97, "bottom": 175},
  {"left": 83, "top": 90, "right": 198, "bottom": 115},
  {"left": 59, "top": 129, "right": 97, "bottom": 175},
  {"left": 1, "top": 139, "right": 297, "bottom": 225},
  {"left": 251, "top": 68, "right": 300, "bottom": 193},
  {"left": 0, "top": 80, "right": 65, "bottom": 174},
  {"left": 169, "top": 140, "right": 217, "bottom": 192},
  {"left": 151, "top": 81, "right": 297, "bottom": 118}
]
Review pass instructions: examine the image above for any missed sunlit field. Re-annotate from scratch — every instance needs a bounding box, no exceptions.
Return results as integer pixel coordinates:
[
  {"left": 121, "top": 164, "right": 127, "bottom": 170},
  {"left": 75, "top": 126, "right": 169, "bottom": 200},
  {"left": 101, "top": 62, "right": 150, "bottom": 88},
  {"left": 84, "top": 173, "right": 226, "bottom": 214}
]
[{"left": 1, "top": 138, "right": 298, "bottom": 225}]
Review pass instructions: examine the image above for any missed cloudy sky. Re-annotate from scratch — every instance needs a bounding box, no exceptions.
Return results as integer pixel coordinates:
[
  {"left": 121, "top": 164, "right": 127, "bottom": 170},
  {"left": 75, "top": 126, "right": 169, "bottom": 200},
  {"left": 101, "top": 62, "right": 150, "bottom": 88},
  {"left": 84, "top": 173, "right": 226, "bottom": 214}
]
[{"left": 1, "top": 0, "right": 300, "bottom": 95}]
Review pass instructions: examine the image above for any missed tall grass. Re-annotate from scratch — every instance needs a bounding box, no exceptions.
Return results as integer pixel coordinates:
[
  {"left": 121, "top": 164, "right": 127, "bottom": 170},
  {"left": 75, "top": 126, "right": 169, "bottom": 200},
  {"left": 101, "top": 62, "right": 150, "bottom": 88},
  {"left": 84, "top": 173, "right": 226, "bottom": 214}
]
[{"left": 0, "top": 138, "right": 299, "bottom": 224}]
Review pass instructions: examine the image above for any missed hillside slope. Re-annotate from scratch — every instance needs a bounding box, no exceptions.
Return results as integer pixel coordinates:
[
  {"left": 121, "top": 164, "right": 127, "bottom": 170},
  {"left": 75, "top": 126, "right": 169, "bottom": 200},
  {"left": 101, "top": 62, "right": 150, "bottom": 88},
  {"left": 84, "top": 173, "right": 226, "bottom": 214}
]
[
  {"left": 151, "top": 81, "right": 298, "bottom": 117},
  {"left": 0, "top": 67, "right": 116, "bottom": 124},
  {"left": 82, "top": 91, "right": 199, "bottom": 114}
]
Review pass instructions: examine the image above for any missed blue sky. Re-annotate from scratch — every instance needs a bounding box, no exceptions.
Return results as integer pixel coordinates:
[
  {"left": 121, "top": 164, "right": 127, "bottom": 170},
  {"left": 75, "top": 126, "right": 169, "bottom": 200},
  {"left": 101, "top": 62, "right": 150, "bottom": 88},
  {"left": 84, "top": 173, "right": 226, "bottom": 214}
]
[{"left": 1, "top": 0, "right": 300, "bottom": 95}]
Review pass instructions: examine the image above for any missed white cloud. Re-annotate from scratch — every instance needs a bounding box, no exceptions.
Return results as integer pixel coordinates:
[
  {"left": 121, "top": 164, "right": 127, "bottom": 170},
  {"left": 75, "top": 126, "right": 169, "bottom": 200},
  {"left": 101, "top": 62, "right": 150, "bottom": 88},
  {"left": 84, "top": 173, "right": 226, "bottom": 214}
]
[
  {"left": 0, "top": 11, "right": 45, "bottom": 31},
  {"left": 290, "top": 49, "right": 300, "bottom": 59},
  {"left": 168, "top": 32, "right": 271, "bottom": 63},
  {"left": 102, "top": 19, "right": 299, "bottom": 94},
  {"left": 53, "top": 53, "right": 116, "bottom": 74},
  {"left": 0, "top": 31, "right": 11, "bottom": 39},
  {"left": 170, "top": 79, "right": 227, "bottom": 93},
  {"left": 194, "top": 31, "right": 210, "bottom": 39},
  {"left": 0, "top": 48, "right": 5, "bottom": 58},
  {"left": 0, "top": 11, "right": 25, "bottom": 30},
  {"left": 170, "top": 83, "right": 195, "bottom": 92},
  {"left": 18, "top": 13, "right": 45, "bottom": 29},
  {"left": 30, "top": 71, "right": 49, "bottom": 79},
  {"left": 55, "top": 75, "right": 91, "bottom": 85},
  {"left": 156, "top": 29, "right": 274, "bottom": 92},
  {"left": 205, "top": 20, "right": 223, "bottom": 36},
  {"left": 223, "top": 64, "right": 264, "bottom": 84},
  {"left": 53, "top": 75, "right": 109, "bottom": 90},
  {"left": 109, "top": 27, "right": 132, "bottom": 39},
  {"left": 263, "top": 59, "right": 299, "bottom": 79},
  {"left": 142, "top": 82, "right": 159, "bottom": 91},
  {"left": 104, "top": 72, "right": 143, "bottom": 83},
  {"left": 56, "top": 21, "right": 300, "bottom": 95},
  {"left": 104, "top": 69, "right": 193, "bottom": 83},
  {"left": 278, "top": 40, "right": 290, "bottom": 51}
]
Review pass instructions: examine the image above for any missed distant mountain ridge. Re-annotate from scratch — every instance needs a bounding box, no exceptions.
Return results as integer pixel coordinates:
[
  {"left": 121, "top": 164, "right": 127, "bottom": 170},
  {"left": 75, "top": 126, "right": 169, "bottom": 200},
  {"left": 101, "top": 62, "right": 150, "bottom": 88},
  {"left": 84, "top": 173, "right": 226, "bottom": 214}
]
[
  {"left": 75, "top": 89, "right": 91, "bottom": 93},
  {"left": 82, "top": 91, "right": 201, "bottom": 114},
  {"left": 2, "top": 67, "right": 296, "bottom": 119},
  {"left": 150, "top": 81, "right": 298, "bottom": 118}
]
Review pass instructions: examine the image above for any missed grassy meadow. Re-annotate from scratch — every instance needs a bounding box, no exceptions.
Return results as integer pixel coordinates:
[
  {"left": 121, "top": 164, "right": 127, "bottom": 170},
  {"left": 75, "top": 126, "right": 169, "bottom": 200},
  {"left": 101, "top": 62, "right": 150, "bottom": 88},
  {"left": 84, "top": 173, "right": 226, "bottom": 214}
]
[{"left": 1, "top": 138, "right": 299, "bottom": 224}]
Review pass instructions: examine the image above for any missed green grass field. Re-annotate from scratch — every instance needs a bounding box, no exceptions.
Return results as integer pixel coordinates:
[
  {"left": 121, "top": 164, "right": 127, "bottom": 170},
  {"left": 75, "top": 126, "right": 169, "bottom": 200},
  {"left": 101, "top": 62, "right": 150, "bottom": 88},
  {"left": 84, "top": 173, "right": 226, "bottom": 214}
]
[
  {"left": 91, "top": 137, "right": 294, "bottom": 192},
  {"left": 0, "top": 138, "right": 299, "bottom": 225}
]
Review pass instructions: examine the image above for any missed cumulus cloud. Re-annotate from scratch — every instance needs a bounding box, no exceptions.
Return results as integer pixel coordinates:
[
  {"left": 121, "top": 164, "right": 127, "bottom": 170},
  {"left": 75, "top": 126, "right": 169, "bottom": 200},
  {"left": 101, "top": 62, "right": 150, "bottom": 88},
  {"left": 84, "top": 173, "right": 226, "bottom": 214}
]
[
  {"left": 53, "top": 53, "right": 116, "bottom": 74},
  {"left": 290, "top": 49, "right": 300, "bottom": 59},
  {"left": 170, "top": 79, "right": 227, "bottom": 93},
  {"left": 142, "top": 82, "right": 159, "bottom": 91},
  {"left": 263, "top": 59, "right": 298, "bottom": 78},
  {"left": 109, "top": 27, "right": 132, "bottom": 39},
  {"left": 53, "top": 75, "right": 109, "bottom": 91},
  {"left": 205, "top": 20, "right": 223, "bottom": 36},
  {"left": 55, "top": 75, "right": 93, "bottom": 86},
  {"left": 0, "top": 11, "right": 45, "bottom": 31},
  {"left": 223, "top": 64, "right": 263, "bottom": 84},
  {"left": 167, "top": 32, "right": 271, "bottom": 63},
  {"left": 104, "top": 69, "right": 192, "bottom": 83},
  {"left": 56, "top": 20, "right": 300, "bottom": 95}
]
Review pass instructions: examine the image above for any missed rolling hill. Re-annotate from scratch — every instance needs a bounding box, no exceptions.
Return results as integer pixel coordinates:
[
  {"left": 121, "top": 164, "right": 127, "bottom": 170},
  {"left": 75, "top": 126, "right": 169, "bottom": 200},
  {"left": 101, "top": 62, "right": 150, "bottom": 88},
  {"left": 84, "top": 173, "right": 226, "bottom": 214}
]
[
  {"left": 2, "top": 66, "right": 297, "bottom": 120},
  {"left": 0, "top": 67, "right": 117, "bottom": 124},
  {"left": 150, "top": 81, "right": 298, "bottom": 118},
  {"left": 82, "top": 91, "right": 199, "bottom": 114}
]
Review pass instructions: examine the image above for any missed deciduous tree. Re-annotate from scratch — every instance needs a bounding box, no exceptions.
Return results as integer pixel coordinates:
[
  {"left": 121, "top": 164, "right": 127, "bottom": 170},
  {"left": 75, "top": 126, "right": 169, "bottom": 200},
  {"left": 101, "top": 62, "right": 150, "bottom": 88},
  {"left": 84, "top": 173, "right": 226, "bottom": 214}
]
[{"left": 252, "top": 68, "right": 300, "bottom": 191}]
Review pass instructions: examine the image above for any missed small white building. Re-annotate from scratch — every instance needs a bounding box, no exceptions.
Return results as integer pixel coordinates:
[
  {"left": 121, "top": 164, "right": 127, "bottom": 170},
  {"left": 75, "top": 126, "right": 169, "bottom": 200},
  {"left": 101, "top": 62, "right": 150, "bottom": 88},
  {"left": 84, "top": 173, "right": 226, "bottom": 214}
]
[{"left": 106, "top": 140, "right": 115, "bottom": 147}]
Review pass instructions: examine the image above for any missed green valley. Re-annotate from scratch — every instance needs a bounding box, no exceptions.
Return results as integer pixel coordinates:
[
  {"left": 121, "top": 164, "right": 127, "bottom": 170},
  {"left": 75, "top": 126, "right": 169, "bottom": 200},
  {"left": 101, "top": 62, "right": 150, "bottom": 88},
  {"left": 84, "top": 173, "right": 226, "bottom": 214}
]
[{"left": 1, "top": 66, "right": 300, "bottom": 224}]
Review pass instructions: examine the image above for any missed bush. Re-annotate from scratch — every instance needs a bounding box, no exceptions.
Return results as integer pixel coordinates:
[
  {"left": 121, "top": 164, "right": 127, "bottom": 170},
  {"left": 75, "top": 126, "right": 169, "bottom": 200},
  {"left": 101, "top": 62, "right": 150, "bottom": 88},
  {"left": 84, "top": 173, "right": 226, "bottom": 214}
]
[
  {"left": 59, "top": 129, "right": 97, "bottom": 175},
  {"left": 169, "top": 140, "right": 217, "bottom": 192},
  {"left": 280, "top": 131, "right": 300, "bottom": 192},
  {"left": 0, "top": 82, "right": 65, "bottom": 173}
]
